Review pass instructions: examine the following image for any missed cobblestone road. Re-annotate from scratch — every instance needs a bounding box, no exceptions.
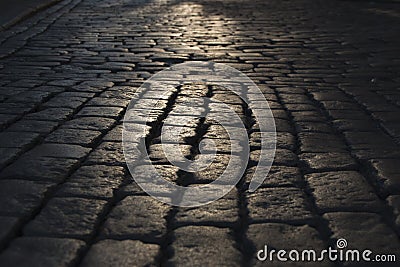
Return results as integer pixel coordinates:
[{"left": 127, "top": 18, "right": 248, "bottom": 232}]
[{"left": 0, "top": 0, "right": 400, "bottom": 266}]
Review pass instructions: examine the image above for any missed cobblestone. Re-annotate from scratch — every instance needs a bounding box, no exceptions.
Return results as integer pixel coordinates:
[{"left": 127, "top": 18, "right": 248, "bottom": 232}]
[
  {"left": 0, "top": 132, "right": 40, "bottom": 149},
  {"left": 24, "top": 197, "right": 107, "bottom": 239},
  {"left": 0, "top": 156, "right": 79, "bottom": 182},
  {"left": 174, "top": 190, "right": 238, "bottom": 227},
  {"left": 306, "top": 171, "right": 384, "bottom": 213},
  {"left": 60, "top": 117, "right": 116, "bottom": 132},
  {"left": 5, "top": 119, "right": 59, "bottom": 134},
  {"left": 167, "top": 226, "right": 241, "bottom": 266},
  {"left": 247, "top": 187, "right": 314, "bottom": 224},
  {"left": 44, "top": 128, "right": 102, "bottom": 146},
  {"left": 81, "top": 240, "right": 159, "bottom": 267},
  {"left": 23, "top": 107, "right": 74, "bottom": 121},
  {"left": 85, "top": 142, "right": 126, "bottom": 166},
  {"left": 0, "top": 180, "right": 51, "bottom": 219},
  {"left": 55, "top": 165, "right": 125, "bottom": 199},
  {"left": 370, "top": 159, "right": 400, "bottom": 194},
  {"left": 25, "top": 143, "right": 90, "bottom": 160},
  {"left": 100, "top": 196, "right": 169, "bottom": 243},
  {"left": 0, "top": 237, "right": 85, "bottom": 267},
  {"left": 0, "top": 0, "right": 399, "bottom": 265},
  {"left": 245, "top": 166, "right": 303, "bottom": 188},
  {"left": 300, "top": 152, "right": 357, "bottom": 172}
]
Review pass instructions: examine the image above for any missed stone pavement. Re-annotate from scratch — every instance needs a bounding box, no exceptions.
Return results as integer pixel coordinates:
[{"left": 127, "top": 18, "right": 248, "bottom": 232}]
[
  {"left": 0, "top": 0, "right": 400, "bottom": 266},
  {"left": 0, "top": 0, "right": 61, "bottom": 30}
]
